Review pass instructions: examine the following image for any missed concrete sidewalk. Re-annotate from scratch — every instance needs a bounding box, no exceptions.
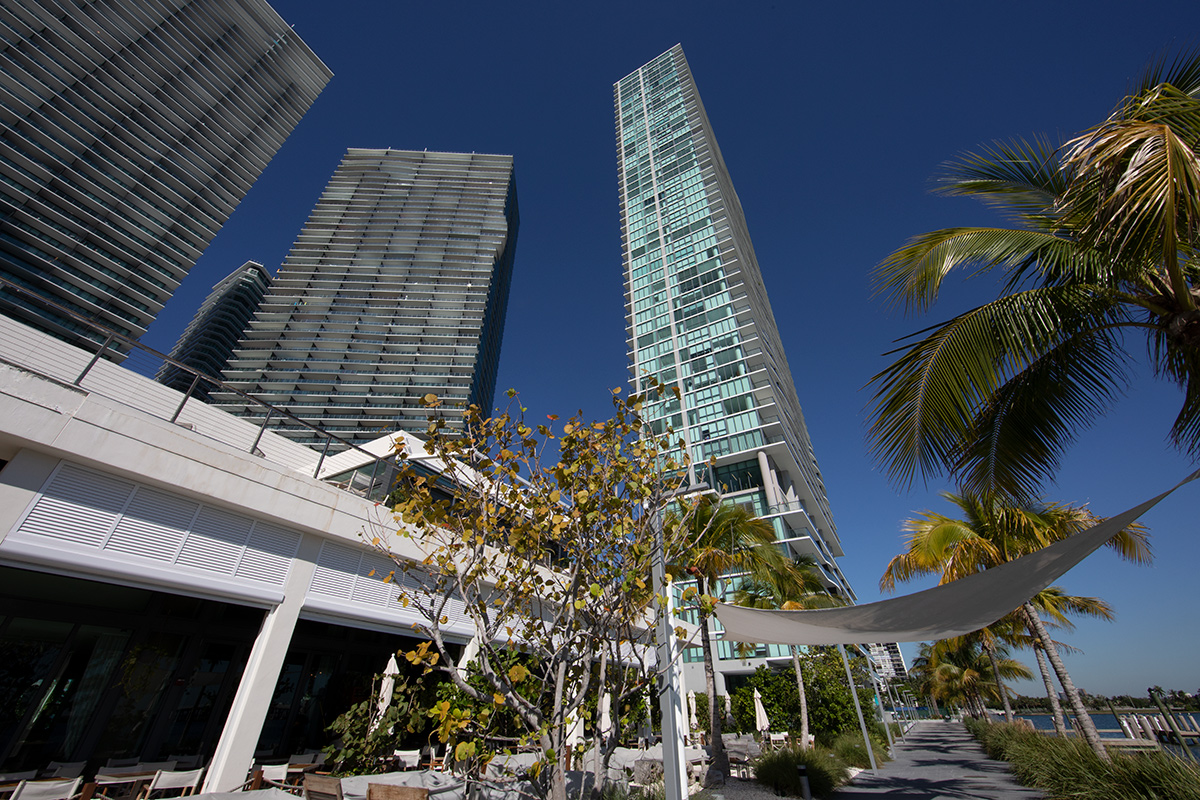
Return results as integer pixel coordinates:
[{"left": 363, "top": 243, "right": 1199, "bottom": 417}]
[{"left": 829, "top": 720, "right": 1044, "bottom": 799}]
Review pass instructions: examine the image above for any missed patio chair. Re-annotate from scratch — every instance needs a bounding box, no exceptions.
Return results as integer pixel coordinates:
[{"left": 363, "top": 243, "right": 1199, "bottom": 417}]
[
  {"left": 302, "top": 775, "right": 342, "bottom": 800},
  {"left": 131, "top": 764, "right": 176, "bottom": 776},
  {"left": 391, "top": 750, "right": 421, "bottom": 771},
  {"left": 419, "top": 745, "right": 442, "bottom": 771},
  {"left": 136, "top": 769, "right": 204, "bottom": 799},
  {"left": 103, "top": 760, "right": 139, "bottom": 770},
  {"left": 367, "top": 786, "right": 427, "bottom": 800},
  {"left": 239, "top": 763, "right": 288, "bottom": 792},
  {"left": 43, "top": 764, "right": 86, "bottom": 780},
  {"left": 10, "top": 778, "right": 82, "bottom": 800},
  {"left": 0, "top": 772, "right": 39, "bottom": 783},
  {"left": 166, "top": 757, "right": 202, "bottom": 771}
]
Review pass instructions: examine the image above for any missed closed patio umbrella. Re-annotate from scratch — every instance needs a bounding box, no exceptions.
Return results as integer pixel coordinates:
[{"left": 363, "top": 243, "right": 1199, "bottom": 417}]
[
  {"left": 753, "top": 688, "right": 770, "bottom": 735},
  {"left": 372, "top": 654, "right": 400, "bottom": 732}
]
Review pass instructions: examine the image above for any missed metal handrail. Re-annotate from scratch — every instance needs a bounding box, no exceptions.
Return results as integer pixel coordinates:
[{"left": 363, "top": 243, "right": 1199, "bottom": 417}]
[{"left": 0, "top": 276, "right": 393, "bottom": 482}]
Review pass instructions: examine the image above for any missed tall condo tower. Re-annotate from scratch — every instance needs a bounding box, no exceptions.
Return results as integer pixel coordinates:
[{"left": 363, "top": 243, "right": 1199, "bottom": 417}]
[
  {"left": 0, "top": 0, "right": 331, "bottom": 356},
  {"left": 157, "top": 260, "right": 270, "bottom": 401},
  {"left": 615, "top": 46, "right": 854, "bottom": 689},
  {"left": 219, "top": 148, "right": 519, "bottom": 447}
]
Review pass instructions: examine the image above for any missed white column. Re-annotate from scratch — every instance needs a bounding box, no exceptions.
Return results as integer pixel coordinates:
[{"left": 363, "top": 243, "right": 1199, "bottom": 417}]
[
  {"left": 756, "top": 451, "right": 780, "bottom": 510},
  {"left": 653, "top": 521, "right": 688, "bottom": 800},
  {"left": 202, "top": 533, "right": 321, "bottom": 792}
]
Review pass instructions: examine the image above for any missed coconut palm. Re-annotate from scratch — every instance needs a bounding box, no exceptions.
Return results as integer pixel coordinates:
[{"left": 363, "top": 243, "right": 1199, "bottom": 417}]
[
  {"left": 908, "top": 644, "right": 941, "bottom": 718},
  {"left": 867, "top": 51, "right": 1200, "bottom": 500},
  {"left": 665, "top": 494, "right": 790, "bottom": 779},
  {"left": 921, "top": 635, "right": 1032, "bottom": 718},
  {"left": 880, "top": 490, "right": 1150, "bottom": 758},
  {"left": 731, "top": 555, "right": 841, "bottom": 748}
]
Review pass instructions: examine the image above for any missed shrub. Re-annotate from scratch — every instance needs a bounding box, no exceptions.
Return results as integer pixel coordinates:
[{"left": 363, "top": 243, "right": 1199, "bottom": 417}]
[
  {"left": 753, "top": 745, "right": 848, "bottom": 799},
  {"left": 964, "top": 718, "right": 1200, "bottom": 800},
  {"left": 831, "top": 730, "right": 890, "bottom": 769}
]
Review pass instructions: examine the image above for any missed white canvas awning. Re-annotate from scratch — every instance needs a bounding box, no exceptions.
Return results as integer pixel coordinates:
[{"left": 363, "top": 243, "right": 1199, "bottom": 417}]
[{"left": 715, "top": 471, "right": 1198, "bottom": 646}]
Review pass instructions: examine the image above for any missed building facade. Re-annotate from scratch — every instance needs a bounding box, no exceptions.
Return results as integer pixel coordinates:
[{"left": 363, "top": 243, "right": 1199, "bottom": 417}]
[
  {"left": 868, "top": 642, "right": 909, "bottom": 681},
  {"left": 0, "top": 314, "right": 474, "bottom": 788},
  {"left": 615, "top": 46, "right": 854, "bottom": 692},
  {"left": 0, "top": 0, "right": 331, "bottom": 355},
  {"left": 157, "top": 260, "right": 270, "bottom": 401},
  {"left": 219, "top": 148, "right": 519, "bottom": 447}
]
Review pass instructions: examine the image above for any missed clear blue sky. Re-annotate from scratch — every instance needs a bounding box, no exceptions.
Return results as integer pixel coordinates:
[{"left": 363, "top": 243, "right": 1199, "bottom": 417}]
[{"left": 142, "top": 1, "right": 1200, "bottom": 698}]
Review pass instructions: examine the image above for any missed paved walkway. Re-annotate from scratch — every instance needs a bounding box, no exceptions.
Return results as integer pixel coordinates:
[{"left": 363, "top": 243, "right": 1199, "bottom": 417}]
[{"left": 829, "top": 720, "right": 1043, "bottom": 799}]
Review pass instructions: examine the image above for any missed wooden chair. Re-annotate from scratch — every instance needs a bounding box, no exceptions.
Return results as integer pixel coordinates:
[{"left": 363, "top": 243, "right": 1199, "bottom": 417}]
[
  {"left": 10, "top": 778, "right": 83, "bottom": 800},
  {"left": 367, "top": 785, "right": 428, "bottom": 800},
  {"left": 302, "top": 775, "right": 342, "bottom": 800},
  {"left": 43, "top": 764, "right": 86, "bottom": 780},
  {"left": 136, "top": 769, "right": 203, "bottom": 800}
]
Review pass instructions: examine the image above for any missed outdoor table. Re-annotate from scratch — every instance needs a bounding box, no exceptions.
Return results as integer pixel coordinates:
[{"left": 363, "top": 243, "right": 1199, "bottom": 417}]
[{"left": 340, "top": 771, "right": 464, "bottom": 800}]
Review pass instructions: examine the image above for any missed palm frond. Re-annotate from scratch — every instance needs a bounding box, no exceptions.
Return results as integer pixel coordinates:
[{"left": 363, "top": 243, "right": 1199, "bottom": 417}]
[
  {"left": 936, "top": 136, "right": 1067, "bottom": 228},
  {"left": 955, "top": 316, "right": 1133, "bottom": 499},
  {"left": 874, "top": 227, "right": 1105, "bottom": 313},
  {"left": 867, "top": 285, "right": 1124, "bottom": 492}
]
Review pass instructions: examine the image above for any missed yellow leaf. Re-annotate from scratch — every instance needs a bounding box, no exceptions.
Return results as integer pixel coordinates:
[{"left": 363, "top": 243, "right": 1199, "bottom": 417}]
[
  {"left": 493, "top": 693, "right": 506, "bottom": 705},
  {"left": 508, "top": 664, "right": 530, "bottom": 684}
]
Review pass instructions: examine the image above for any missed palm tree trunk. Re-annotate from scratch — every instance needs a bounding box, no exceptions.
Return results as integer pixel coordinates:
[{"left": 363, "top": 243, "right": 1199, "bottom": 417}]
[
  {"left": 1032, "top": 643, "right": 1068, "bottom": 737},
  {"left": 1023, "top": 602, "right": 1107, "bottom": 760},
  {"left": 790, "top": 645, "right": 809, "bottom": 748},
  {"left": 982, "top": 636, "right": 1013, "bottom": 722},
  {"left": 696, "top": 576, "right": 729, "bottom": 779}
]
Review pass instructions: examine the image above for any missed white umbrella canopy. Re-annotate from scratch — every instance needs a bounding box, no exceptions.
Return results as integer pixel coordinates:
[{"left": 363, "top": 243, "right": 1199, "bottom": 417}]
[
  {"left": 753, "top": 688, "right": 770, "bottom": 734},
  {"left": 686, "top": 690, "right": 698, "bottom": 732},
  {"left": 372, "top": 654, "right": 401, "bottom": 732}
]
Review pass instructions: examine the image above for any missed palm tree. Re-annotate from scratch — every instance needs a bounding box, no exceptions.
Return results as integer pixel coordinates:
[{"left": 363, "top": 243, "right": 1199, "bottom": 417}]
[
  {"left": 921, "top": 635, "right": 1032, "bottom": 718},
  {"left": 880, "top": 490, "right": 1150, "bottom": 758},
  {"left": 867, "top": 51, "right": 1200, "bottom": 500},
  {"left": 731, "top": 555, "right": 841, "bottom": 748},
  {"left": 908, "top": 644, "right": 941, "bottom": 718},
  {"left": 664, "top": 494, "right": 789, "bottom": 779}
]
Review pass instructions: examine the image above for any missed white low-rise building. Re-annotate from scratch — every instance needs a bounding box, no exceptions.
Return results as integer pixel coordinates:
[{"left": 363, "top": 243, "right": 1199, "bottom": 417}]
[{"left": 0, "top": 316, "right": 470, "bottom": 789}]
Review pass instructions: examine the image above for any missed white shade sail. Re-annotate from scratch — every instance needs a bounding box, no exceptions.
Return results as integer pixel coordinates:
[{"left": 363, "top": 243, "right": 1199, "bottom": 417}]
[{"left": 716, "top": 471, "right": 1198, "bottom": 646}]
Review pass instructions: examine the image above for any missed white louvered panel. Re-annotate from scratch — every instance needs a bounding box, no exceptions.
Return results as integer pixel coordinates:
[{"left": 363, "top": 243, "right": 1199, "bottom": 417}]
[
  {"left": 18, "top": 464, "right": 135, "bottom": 546},
  {"left": 175, "top": 506, "right": 250, "bottom": 574},
  {"left": 309, "top": 541, "right": 361, "bottom": 599},
  {"left": 351, "top": 552, "right": 399, "bottom": 607},
  {"left": 104, "top": 487, "right": 198, "bottom": 561},
  {"left": 235, "top": 522, "right": 301, "bottom": 586}
]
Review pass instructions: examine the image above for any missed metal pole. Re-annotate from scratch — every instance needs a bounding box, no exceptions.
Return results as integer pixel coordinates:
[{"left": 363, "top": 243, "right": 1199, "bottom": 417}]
[
  {"left": 169, "top": 373, "right": 202, "bottom": 423},
  {"left": 312, "top": 435, "right": 333, "bottom": 479},
  {"left": 839, "top": 644, "right": 877, "bottom": 771},
  {"left": 248, "top": 407, "right": 274, "bottom": 455},
  {"left": 652, "top": 507, "right": 689, "bottom": 800},
  {"left": 74, "top": 333, "right": 114, "bottom": 385},
  {"left": 874, "top": 676, "right": 894, "bottom": 750}
]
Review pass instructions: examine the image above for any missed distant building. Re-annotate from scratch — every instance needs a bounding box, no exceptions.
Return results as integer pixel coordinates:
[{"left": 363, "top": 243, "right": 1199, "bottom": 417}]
[
  {"left": 219, "top": 148, "right": 519, "bottom": 447},
  {"left": 0, "top": 0, "right": 331, "bottom": 356},
  {"left": 157, "top": 261, "right": 270, "bottom": 401},
  {"left": 869, "top": 642, "right": 909, "bottom": 681},
  {"left": 615, "top": 46, "right": 854, "bottom": 693}
]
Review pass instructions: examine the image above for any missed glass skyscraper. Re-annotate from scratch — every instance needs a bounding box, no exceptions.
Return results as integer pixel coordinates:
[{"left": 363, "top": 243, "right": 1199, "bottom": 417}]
[
  {"left": 218, "top": 148, "right": 518, "bottom": 447},
  {"left": 0, "top": 0, "right": 331, "bottom": 356},
  {"left": 616, "top": 46, "right": 854, "bottom": 682},
  {"left": 157, "top": 260, "right": 270, "bottom": 401}
]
